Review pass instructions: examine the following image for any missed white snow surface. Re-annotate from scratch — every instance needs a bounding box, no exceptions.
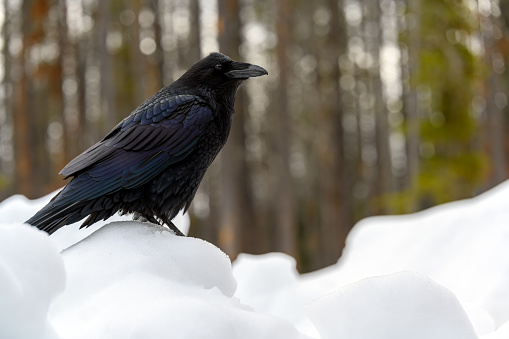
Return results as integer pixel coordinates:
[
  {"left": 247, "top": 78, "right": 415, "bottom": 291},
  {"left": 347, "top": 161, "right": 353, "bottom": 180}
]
[
  {"left": 306, "top": 271, "right": 478, "bottom": 339},
  {"left": 1, "top": 181, "right": 509, "bottom": 338}
]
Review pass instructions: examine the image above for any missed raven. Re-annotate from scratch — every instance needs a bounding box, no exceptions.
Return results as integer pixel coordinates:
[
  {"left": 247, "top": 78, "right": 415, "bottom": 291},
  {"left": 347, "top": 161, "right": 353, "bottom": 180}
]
[{"left": 26, "top": 52, "right": 267, "bottom": 236}]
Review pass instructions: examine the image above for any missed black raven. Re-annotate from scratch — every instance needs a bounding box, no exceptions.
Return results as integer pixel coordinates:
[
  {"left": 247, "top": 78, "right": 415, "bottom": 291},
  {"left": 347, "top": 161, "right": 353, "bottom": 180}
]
[{"left": 26, "top": 52, "right": 267, "bottom": 236}]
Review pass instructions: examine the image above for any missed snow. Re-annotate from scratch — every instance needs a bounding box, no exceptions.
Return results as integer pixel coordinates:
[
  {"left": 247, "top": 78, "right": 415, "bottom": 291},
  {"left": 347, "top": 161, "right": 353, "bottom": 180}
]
[
  {"left": 0, "top": 224, "right": 64, "bottom": 339},
  {"left": 305, "top": 271, "right": 477, "bottom": 339},
  {"left": 49, "top": 222, "right": 306, "bottom": 339},
  {"left": 1, "top": 181, "right": 509, "bottom": 338},
  {"left": 233, "top": 181, "right": 509, "bottom": 338}
]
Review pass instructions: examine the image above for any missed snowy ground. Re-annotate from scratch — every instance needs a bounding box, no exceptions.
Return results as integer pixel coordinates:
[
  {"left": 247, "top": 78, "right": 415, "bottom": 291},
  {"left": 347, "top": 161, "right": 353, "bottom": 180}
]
[{"left": 1, "top": 181, "right": 509, "bottom": 338}]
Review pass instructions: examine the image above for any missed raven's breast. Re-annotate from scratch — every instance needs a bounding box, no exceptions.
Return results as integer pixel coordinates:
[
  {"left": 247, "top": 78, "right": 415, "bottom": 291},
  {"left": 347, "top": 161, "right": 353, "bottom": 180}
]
[{"left": 147, "top": 118, "right": 231, "bottom": 220}]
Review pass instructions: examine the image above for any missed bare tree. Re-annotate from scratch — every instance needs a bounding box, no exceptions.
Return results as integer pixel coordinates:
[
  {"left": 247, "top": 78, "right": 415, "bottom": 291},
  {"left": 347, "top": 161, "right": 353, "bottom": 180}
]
[
  {"left": 482, "top": 1, "right": 506, "bottom": 187},
  {"left": 370, "top": 0, "right": 393, "bottom": 203},
  {"left": 272, "top": 0, "right": 296, "bottom": 257},
  {"left": 403, "top": 0, "right": 421, "bottom": 211},
  {"left": 217, "top": 0, "right": 255, "bottom": 258}
]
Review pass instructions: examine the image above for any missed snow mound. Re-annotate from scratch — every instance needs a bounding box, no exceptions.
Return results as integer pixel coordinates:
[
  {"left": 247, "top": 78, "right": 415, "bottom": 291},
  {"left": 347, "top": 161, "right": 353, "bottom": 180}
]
[
  {"left": 0, "top": 194, "right": 50, "bottom": 223},
  {"left": 233, "top": 181, "right": 509, "bottom": 338},
  {"left": 4, "top": 179, "right": 509, "bottom": 338},
  {"left": 0, "top": 221, "right": 308, "bottom": 339},
  {"left": 43, "top": 221, "right": 307, "bottom": 339},
  {"left": 233, "top": 252, "right": 317, "bottom": 333},
  {"left": 334, "top": 181, "right": 509, "bottom": 328},
  {"left": 305, "top": 271, "right": 478, "bottom": 339},
  {"left": 233, "top": 252, "right": 300, "bottom": 312},
  {"left": 0, "top": 224, "right": 64, "bottom": 339}
]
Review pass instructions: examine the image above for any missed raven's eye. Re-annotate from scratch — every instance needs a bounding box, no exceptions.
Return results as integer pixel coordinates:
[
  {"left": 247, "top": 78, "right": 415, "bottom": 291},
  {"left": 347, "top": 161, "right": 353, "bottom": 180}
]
[{"left": 214, "top": 64, "right": 223, "bottom": 70}]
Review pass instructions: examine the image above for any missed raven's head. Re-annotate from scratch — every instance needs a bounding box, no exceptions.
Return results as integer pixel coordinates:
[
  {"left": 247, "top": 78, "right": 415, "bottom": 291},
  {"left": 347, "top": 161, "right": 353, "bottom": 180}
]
[{"left": 176, "top": 52, "right": 268, "bottom": 96}]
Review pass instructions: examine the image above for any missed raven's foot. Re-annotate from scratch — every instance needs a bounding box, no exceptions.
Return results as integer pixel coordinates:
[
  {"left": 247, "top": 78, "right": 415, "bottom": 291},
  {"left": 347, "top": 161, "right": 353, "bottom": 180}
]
[
  {"left": 167, "top": 221, "right": 185, "bottom": 236},
  {"left": 159, "top": 215, "right": 185, "bottom": 236},
  {"left": 133, "top": 213, "right": 184, "bottom": 236}
]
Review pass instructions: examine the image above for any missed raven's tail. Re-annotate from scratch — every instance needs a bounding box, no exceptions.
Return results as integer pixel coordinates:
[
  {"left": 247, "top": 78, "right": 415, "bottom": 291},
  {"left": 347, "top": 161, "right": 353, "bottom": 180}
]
[
  {"left": 25, "top": 191, "right": 118, "bottom": 234},
  {"left": 25, "top": 191, "right": 88, "bottom": 234}
]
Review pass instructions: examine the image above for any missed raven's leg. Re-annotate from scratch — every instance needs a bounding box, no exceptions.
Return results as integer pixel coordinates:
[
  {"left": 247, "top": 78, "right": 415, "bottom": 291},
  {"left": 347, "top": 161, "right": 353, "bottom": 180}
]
[
  {"left": 159, "top": 215, "right": 185, "bottom": 236},
  {"left": 139, "top": 213, "right": 159, "bottom": 225}
]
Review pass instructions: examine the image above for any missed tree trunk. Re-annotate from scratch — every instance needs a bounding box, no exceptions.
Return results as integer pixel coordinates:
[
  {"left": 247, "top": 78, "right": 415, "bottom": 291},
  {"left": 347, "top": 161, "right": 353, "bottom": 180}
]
[
  {"left": 483, "top": 7, "right": 506, "bottom": 187},
  {"left": 273, "top": 0, "right": 296, "bottom": 257},
  {"left": 404, "top": 0, "right": 421, "bottom": 211},
  {"left": 188, "top": 0, "right": 201, "bottom": 62},
  {"left": 13, "top": 0, "right": 36, "bottom": 198},
  {"left": 58, "top": 0, "right": 70, "bottom": 168},
  {"left": 217, "top": 0, "right": 255, "bottom": 258},
  {"left": 1, "top": 0, "right": 13, "bottom": 196},
  {"left": 98, "top": 0, "right": 115, "bottom": 134},
  {"left": 319, "top": 0, "right": 348, "bottom": 265},
  {"left": 371, "top": 0, "right": 392, "bottom": 205},
  {"left": 127, "top": 0, "right": 145, "bottom": 104},
  {"left": 145, "top": 0, "right": 164, "bottom": 96}
]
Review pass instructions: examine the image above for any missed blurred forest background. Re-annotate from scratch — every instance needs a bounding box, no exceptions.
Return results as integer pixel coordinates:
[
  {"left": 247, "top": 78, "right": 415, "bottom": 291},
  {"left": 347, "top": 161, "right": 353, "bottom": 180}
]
[{"left": 0, "top": 0, "right": 508, "bottom": 271}]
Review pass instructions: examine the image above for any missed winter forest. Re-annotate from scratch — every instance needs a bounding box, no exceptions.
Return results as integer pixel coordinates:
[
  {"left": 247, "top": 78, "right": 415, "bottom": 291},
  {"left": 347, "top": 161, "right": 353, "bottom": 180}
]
[{"left": 0, "top": 0, "right": 508, "bottom": 272}]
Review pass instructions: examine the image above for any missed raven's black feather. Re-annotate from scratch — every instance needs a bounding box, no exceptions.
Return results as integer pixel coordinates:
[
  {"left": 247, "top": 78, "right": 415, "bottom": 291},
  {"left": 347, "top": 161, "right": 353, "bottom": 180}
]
[{"left": 26, "top": 52, "right": 267, "bottom": 235}]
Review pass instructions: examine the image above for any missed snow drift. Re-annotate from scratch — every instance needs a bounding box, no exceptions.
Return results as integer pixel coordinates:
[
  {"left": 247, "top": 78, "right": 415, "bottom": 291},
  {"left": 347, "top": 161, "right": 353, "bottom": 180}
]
[
  {"left": 2, "top": 180, "right": 509, "bottom": 338},
  {"left": 0, "top": 221, "right": 307, "bottom": 339},
  {"left": 233, "top": 181, "right": 509, "bottom": 338}
]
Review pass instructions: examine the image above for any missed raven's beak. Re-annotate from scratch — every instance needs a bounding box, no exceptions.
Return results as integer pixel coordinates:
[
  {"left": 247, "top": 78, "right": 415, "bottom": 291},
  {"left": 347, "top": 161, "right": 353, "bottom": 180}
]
[{"left": 226, "top": 62, "right": 268, "bottom": 79}]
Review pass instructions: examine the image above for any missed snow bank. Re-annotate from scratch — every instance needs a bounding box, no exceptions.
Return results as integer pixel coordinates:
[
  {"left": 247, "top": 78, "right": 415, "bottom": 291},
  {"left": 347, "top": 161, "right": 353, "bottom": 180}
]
[
  {"left": 305, "top": 271, "right": 477, "bottom": 339},
  {"left": 234, "top": 181, "right": 509, "bottom": 338},
  {"left": 0, "top": 221, "right": 307, "bottom": 339},
  {"left": 331, "top": 180, "right": 509, "bottom": 330},
  {"left": 2, "top": 180, "right": 509, "bottom": 338},
  {"left": 50, "top": 222, "right": 308, "bottom": 339},
  {"left": 0, "top": 224, "right": 64, "bottom": 339}
]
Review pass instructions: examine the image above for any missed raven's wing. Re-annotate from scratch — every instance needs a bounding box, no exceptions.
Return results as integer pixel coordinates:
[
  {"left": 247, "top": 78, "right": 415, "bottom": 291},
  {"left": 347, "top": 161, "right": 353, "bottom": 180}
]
[
  {"left": 60, "top": 94, "right": 211, "bottom": 178},
  {"left": 26, "top": 94, "right": 213, "bottom": 231}
]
